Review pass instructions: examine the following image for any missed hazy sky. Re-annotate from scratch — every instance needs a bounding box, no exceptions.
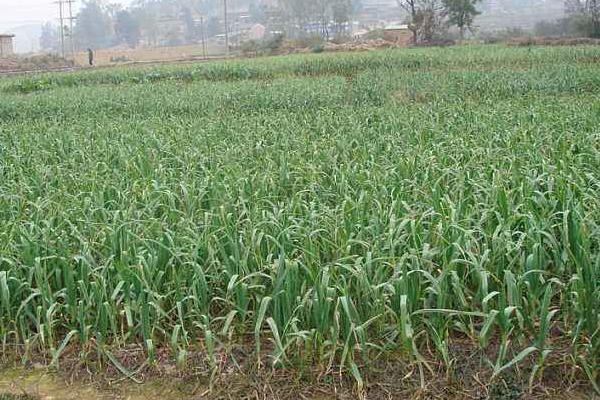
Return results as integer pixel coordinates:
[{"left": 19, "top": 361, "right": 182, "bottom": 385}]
[
  {"left": 0, "top": 0, "right": 129, "bottom": 32},
  {"left": 1, "top": 0, "right": 74, "bottom": 31}
]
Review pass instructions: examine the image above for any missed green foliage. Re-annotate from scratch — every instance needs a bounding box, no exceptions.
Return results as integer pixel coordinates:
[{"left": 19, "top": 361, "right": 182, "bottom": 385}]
[
  {"left": 0, "top": 45, "right": 599, "bottom": 393},
  {"left": 535, "top": 14, "right": 600, "bottom": 38},
  {"left": 311, "top": 44, "right": 325, "bottom": 53},
  {"left": 260, "top": 34, "right": 285, "bottom": 55},
  {"left": 566, "top": 0, "right": 600, "bottom": 38},
  {"left": 115, "top": 10, "right": 141, "bottom": 48},
  {"left": 39, "top": 22, "right": 60, "bottom": 53},
  {"left": 74, "top": 0, "right": 114, "bottom": 49},
  {"left": 225, "top": 35, "right": 285, "bottom": 57},
  {"left": 443, "top": 0, "right": 481, "bottom": 37}
]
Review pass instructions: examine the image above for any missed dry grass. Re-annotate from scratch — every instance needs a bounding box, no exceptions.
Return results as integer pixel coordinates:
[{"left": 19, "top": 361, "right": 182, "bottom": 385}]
[
  {"left": 507, "top": 36, "right": 600, "bottom": 47},
  {"left": 0, "top": 55, "right": 72, "bottom": 72},
  {"left": 72, "top": 42, "right": 226, "bottom": 67},
  {"left": 1, "top": 339, "right": 594, "bottom": 400}
]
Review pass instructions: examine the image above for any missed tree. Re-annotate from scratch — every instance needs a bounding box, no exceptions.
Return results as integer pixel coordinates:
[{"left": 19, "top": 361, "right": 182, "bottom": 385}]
[
  {"left": 206, "top": 16, "right": 222, "bottom": 37},
  {"left": 396, "top": 0, "right": 445, "bottom": 43},
  {"left": 75, "top": 1, "right": 115, "bottom": 49},
  {"left": 180, "top": 6, "right": 197, "bottom": 43},
  {"left": 443, "top": 0, "right": 480, "bottom": 39},
  {"left": 278, "top": 0, "right": 356, "bottom": 39},
  {"left": 40, "top": 22, "right": 60, "bottom": 53},
  {"left": 280, "top": 0, "right": 312, "bottom": 37},
  {"left": 332, "top": 0, "right": 353, "bottom": 35},
  {"left": 395, "top": 0, "right": 419, "bottom": 43},
  {"left": 131, "top": 7, "right": 159, "bottom": 46},
  {"left": 566, "top": 0, "right": 600, "bottom": 37},
  {"left": 312, "top": 0, "right": 332, "bottom": 38},
  {"left": 249, "top": 1, "right": 267, "bottom": 24},
  {"left": 115, "top": 10, "right": 141, "bottom": 47}
]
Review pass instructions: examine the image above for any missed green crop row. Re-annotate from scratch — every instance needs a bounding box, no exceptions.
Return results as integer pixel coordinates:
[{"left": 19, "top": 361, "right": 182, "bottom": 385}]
[
  {"left": 0, "top": 45, "right": 599, "bottom": 393},
  {"left": 3, "top": 44, "right": 600, "bottom": 94}
]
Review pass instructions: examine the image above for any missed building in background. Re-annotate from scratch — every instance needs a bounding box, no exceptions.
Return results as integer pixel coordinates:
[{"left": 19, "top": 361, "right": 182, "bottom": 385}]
[
  {"left": 0, "top": 34, "right": 15, "bottom": 56},
  {"left": 259, "top": 0, "right": 279, "bottom": 7},
  {"left": 248, "top": 24, "right": 266, "bottom": 40},
  {"left": 383, "top": 24, "right": 411, "bottom": 45},
  {"left": 358, "top": 0, "right": 402, "bottom": 28}
]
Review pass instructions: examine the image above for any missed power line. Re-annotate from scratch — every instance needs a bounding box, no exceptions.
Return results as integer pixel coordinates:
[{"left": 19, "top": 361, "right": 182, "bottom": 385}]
[
  {"left": 223, "top": 0, "right": 229, "bottom": 56},
  {"left": 55, "top": 0, "right": 65, "bottom": 58},
  {"left": 200, "top": 15, "right": 208, "bottom": 59},
  {"left": 54, "top": 0, "right": 76, "bottom": 61},
  {"left": 65, "top": 0, "right": 76, "bottom": 60}
]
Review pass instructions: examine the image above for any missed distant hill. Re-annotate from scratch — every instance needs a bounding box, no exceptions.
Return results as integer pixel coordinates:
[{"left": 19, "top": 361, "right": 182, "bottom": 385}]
[
  {"left": 358, "top": 0, "right": 566, "bottom": 30},
  {"left": 477, "top": 0, "right": 566, "bottom": 30},
  {"left": 4, "top": 24, "right": 43, "bottom": 54}
]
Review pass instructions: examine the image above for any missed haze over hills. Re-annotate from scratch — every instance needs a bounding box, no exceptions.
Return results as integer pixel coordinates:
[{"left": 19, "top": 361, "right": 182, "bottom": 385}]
[
  {"left": 334, "top": 0, "right": 567, "bottom": 31},
  {"left": 1, "top": 0, "right": 570, "bottom": 54},
  {"left": 3, "top": 24, "right": 42, "bottom": 53},
  {"left": 477, "top": 0, "right": 566, "bottom": 29}
]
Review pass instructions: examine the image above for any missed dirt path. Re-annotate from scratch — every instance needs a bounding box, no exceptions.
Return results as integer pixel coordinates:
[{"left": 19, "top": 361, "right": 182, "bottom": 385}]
[{"left": 0, "top": 368, "right": 196, "bottom": 400}]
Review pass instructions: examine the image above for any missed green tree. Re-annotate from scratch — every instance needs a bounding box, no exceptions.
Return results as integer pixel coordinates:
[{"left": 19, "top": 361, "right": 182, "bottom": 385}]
[
  {"left": 115, "top": 10, "right": 141, "bottom": 47},
  {"left": 75, "top": 1, "right": 114, "bottom": 49},
  {"left": 443, "top": 0, "right": 480, "bottom": 39},
  {"left": 566, "top": 0, "right": 600, "bottom": 37},
  {"left": 39, "top": 22, "right": 60, "bottom": 53},
  {"left": 206, "top": 16, "right": 222, "bottom": 37},
  {"left": 180, "top": 6, "right": 197, "bottom": 43}
]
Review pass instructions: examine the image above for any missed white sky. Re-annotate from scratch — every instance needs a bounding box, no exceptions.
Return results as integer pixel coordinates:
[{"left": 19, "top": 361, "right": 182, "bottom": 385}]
[
  {"left": 1, "top": 0, "right": 70, "bottom": 31},
  {"left": 0, "top": 0, "right": 130, "bottom": 32}
]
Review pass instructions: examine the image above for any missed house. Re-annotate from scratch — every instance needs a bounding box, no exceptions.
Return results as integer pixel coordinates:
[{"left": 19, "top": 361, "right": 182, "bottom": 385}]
[
  {"left": 248, "top": 24, "right": 266, "bottom": 41},
  {"left": 357, "top": 0, "right": 401, "bottom": 28},
  {"left": 353, "top": 29, "right": 370, "bottom": 40},
  {"left": 0, "top": 34, "right": 15, "bottom": 57},
  {"left": 383, "top": 24, "right": 411, "bottom": 45}
]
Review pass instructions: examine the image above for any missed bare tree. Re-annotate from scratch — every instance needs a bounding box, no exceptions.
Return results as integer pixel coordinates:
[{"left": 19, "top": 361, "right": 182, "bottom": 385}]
[
  {"left": 395, "top": 0, "right": 418, "bottom": 43},
  {"left": 313, "top": 0, "right": 331, "bottom": 38},
  {"left": 280, "top": 0, "right": 310, "bottom": 37},
  {"left": 566, "top": 0, "right": 600, "bottom": 37},
  {"left": 280, "top": 0, "right": 354, "bottom": 39},
  {"left": 396, "top": 0, "right": 445, "bottom": 43}
]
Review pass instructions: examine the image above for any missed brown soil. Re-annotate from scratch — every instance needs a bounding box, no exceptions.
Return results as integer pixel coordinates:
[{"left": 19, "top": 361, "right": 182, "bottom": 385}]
[
  {"left": 0, "top": 55, "right": 72, "bottom": 72},
  {"left": 322, "top": 39, "right": 400, "bottom": 53},
  {"left": 1, "top": 338, "right": 596, "bottom": 400},
  {"left": 507, "top": 37, "right": 600, "bottom": 47},
  {"left": 72, "top": 43, "right": 225, "bottom": 67}
]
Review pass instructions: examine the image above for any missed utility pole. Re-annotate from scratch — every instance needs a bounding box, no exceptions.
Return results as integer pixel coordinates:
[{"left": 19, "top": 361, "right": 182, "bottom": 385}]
[
  {"left": 223, "top": 0, "right": 229, "bottom": 57},
  {"left": 56, "top": 0, "right": 65, "bottom": 58},
  {"left": 66, "top": 0, "right": 76, "bottom": 61},
  {"left": 200, "top": 15, "right": 207, "bottom": 59}
]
